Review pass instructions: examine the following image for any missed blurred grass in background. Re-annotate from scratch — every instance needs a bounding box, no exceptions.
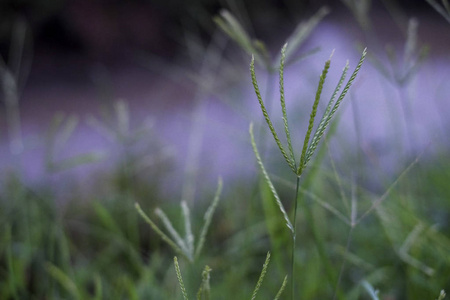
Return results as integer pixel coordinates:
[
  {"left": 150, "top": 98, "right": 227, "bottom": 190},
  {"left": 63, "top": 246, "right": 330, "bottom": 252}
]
[{"left": 1, "top": 0, "right": 450, "bottom": 299}]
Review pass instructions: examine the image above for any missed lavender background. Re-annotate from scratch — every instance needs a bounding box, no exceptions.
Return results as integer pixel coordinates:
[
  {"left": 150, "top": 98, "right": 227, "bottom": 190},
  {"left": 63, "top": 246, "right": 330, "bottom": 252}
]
[{"left": 0, "top": 1, "right": 449, "bottom": 201}]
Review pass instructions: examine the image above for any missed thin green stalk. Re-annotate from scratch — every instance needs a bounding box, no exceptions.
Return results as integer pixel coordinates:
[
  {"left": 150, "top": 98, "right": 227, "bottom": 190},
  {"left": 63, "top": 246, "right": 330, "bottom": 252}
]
[
  {"left": 332, "top": 226, "right": 354, "bottom": 300},
  {"left": 303, "top": 197, "right": 341, "bottom": 298},
  {"left": 291, "top": 175, "right": 301, "bottom": 300}
]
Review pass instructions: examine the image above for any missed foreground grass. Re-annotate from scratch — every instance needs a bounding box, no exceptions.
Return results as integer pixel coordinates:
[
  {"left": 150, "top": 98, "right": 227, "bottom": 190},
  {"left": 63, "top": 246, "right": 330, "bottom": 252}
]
[{"left": 0, "top": 149, "right": 449, "bottom": 299}]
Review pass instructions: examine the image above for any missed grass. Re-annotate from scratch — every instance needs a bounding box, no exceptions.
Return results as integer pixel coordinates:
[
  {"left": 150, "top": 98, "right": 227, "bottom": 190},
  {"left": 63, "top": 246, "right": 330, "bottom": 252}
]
[{"left": 1, "top": 1, "right": 450, "bottom": 299}]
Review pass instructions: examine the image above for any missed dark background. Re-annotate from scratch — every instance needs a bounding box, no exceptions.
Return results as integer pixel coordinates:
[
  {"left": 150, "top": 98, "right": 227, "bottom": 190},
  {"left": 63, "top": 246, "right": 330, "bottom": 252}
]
[{"left": 0, "top": 0, "right": 437, "bottom": 63}]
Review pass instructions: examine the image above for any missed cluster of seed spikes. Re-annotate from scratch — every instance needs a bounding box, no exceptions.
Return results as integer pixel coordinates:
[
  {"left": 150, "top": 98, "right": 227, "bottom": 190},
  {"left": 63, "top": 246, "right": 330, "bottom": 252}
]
[{"left": 250, "top": 43, "right": 366, "bottom": 299}]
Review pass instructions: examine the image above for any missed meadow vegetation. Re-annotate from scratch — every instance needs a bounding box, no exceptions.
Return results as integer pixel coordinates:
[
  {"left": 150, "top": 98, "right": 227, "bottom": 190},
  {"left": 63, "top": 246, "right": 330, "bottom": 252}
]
[{"left": 1, "top": 1, "right": 449, "bottom": 299}]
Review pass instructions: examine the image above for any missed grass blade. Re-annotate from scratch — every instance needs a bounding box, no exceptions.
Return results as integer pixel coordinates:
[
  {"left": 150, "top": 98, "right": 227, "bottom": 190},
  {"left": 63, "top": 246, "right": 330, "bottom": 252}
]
[
  {"left": 181, "top": 201, "right": 195, "bottom": 258},
  {"left": 356, "top": 150, "right": 420, "bottom": 224},
  {"left": 362, "top": 280, "right": 380, "bottom": 300},
  {"left": 214, "top": 10, "right": 269, "bottom": 69},
  {"left": 135, "top": 203, "right": 189, "bottom": 261},
  {"left": 195, "top": 177, "right": 223, "bottom": 259},
  {"left": 155, "top": 208, "right": 191, "bottom": 260},
  {"left": 425, "top": 0, "right": 450, "bottom": 23},
  {"left": 196, "top": 265, "right": 212, "bottom": 300},
  {"left": 283, "top": 7, "right": 330, "bottom": 65},
  {"left": 45, "top": 263, "right": 82, "bottom": 300},
  {"left": 436, "top": 290, "right": 446, "bottom": 300}
]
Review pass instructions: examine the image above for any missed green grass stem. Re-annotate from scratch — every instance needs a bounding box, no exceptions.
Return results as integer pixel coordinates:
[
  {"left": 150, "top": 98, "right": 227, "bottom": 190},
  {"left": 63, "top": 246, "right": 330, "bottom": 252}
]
[{"left": 195, "top": 177, "right": 223, "bottom": 259}]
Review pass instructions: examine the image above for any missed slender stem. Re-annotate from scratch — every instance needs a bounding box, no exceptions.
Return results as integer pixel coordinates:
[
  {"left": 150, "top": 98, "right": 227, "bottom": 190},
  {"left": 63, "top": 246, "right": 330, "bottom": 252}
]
[
  {"left": 291, "top": 175, "right": 301, "bottom": 300},
  {"left": 332, "top": 225, "right": 354, "bottom": 300}
]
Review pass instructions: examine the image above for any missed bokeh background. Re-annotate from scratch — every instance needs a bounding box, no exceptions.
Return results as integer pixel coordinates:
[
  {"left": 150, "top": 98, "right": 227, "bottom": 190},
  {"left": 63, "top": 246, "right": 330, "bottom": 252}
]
[{"left": 1, "top": 0, "right": 449, "bottom": 194}]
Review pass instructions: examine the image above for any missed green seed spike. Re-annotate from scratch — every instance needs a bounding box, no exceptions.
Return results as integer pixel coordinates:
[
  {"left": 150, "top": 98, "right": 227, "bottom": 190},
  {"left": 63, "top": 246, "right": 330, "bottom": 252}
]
[
  {"left": 195, "top": 177, "right": 223, "bottom": 260},
  {"left": 274, "top": 275, "right": 288, "bottom": 300},
  {"left": 304, "top": 48, "right": 367, "bottom": 168},
  {"left": 251, "top": 55, "right": 296, "bottom": 173},
  {"left": 305, "top": 61, "right": 348, "bottom": 165},
  {"left": 279, "top": 43, "right": 296, "bottom": 169},
  {"left": 436, "top": 289, "right": 446, "bottom": 300},
  {"left": 174, "top": 257, "right": 189, "bottom": 300},
  {"left": 298, "top": 54, "right": 331, "bottom": 175},
  {"left": 196, "top": 265, "right": 212, "bottom": 300}
]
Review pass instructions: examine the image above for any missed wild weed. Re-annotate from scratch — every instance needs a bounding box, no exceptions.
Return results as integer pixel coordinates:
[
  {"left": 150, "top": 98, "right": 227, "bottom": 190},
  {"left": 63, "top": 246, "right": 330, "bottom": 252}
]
[
  {"left": 136, "top": 178, "right": 222, "bottom": 262},
  {"left": 426, "top": 0, "right": 450, "bottom": 23},
  {"left": 250, "top": 42, "right": 366, "bottom": 299},
  {"left": 173, "top": 252, "right": 288, "bottom": 300}
]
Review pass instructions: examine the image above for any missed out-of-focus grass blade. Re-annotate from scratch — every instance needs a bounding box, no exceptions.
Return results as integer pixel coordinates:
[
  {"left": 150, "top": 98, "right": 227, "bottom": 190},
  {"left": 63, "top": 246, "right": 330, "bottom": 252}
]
[
  {"left": 214, "top": 9, "right": 270, "bottom": 69},
  {"left": 155, "top": 208, "right": 191, "bottom": 259},
  {"left": 196, "top": 265, "right": 212, "bottom": 300},
  {"left": 181, "top": 201, "right": 194, "bottom": 257},
  {"left": 283, "top": 7, "right": 330, "bottom": 65},
  {"left": 45, "top": 263, "right": 82, "bottom": 300},
  {"left": 195, "top": 177, "right": 223, "bottom": 259},
  {"left": 48, "top": 152, "right": 106, "bottom": 172},
  {"left": 135, "top": 203, "right": 188, "bottom": 261},
  {"left": 362, "top": 280, "right": 380, "bottom": 300},
  {"left": 273, "top": 275, "right": 288, "bottom": 300},
  {"left": 250, "top": 252, "right": 271, "bottom": 300},
  {"left": 426, "top": 0, "right": 450, "bottom": 23}
]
